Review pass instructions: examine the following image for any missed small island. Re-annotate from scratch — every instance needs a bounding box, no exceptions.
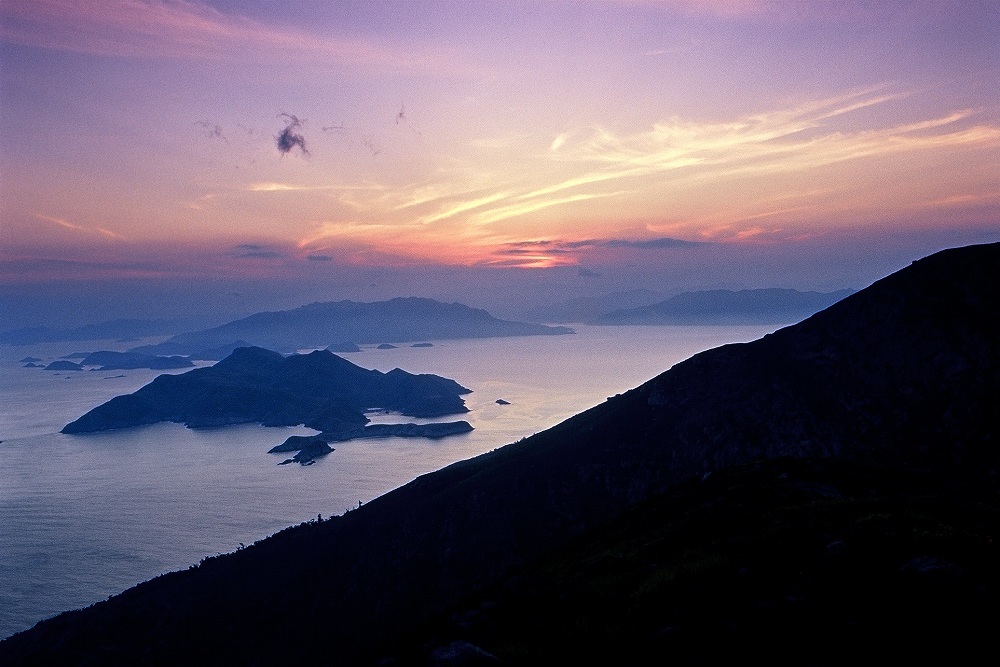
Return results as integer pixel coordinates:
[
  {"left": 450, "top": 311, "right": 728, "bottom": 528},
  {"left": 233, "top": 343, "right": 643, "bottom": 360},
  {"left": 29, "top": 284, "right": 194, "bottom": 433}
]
[
  {"left": 44, "top": 360, "right": 82, "bottom": 371},
  {"left": 78, "top": 351, "right": 194, "bottom": 370},
  {"left": 269, "top": 421, "right": 474, "bottom": 465}
]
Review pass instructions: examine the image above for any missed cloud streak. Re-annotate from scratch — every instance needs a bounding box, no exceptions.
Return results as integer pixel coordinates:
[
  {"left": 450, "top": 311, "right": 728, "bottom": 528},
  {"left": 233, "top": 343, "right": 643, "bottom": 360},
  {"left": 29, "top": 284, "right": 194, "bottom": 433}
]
[
  {"left": 34, "top": 213, "right": 125, "bottom": 240},
  {"left": 400, "top": 88, "right": 1000, "bottom": 238},
  {"left": 0, "top": 0, "right": 476, "bottom": 73}
]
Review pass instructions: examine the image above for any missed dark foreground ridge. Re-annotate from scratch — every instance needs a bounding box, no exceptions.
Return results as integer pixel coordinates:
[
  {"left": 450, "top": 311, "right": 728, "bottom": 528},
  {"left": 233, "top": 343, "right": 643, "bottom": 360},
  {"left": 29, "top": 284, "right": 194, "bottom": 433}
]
[
  {"left": 4, "top": 242, "right": 999, "bottom": 665},
  {"left": 62, "top": 347, "right": 471, "bottom": 434},
  {"left": 131, "top": 296, "right": 574, "bottom": 357}
]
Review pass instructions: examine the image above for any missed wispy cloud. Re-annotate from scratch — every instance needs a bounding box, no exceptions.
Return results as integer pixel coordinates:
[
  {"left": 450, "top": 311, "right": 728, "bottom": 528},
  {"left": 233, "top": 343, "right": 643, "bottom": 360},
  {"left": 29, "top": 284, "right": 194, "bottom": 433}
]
[
  {"left": 485, "top": 235, "right": 709, "bottom": 268},
  {"left": 295, "top": 87, "right": 1000, "bottom": 261},
  {"left": 0, "top": 0, "right": 473, "bottom": 72},
  {"left": 34, "top": 212, "right": 125, "bottom": 240},
  {"left": 581, "top": 0, "right": 770, "bottom": 17},
  {"left": 247, "top": 182, "right": 383, "bottom": 193},
  {"left": 466, "top": 90, "right": 995, "bottom": 225},
  {"left": 919, "top": 191, "right": 1000, "bottom": 209}
]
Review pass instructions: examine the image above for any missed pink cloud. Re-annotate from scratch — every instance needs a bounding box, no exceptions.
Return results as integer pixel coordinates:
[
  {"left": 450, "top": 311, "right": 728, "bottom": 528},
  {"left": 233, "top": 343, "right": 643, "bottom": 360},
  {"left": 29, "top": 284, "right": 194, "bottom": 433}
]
[{"left": 0, "top": 0, "right": 466, "bottom": 71}]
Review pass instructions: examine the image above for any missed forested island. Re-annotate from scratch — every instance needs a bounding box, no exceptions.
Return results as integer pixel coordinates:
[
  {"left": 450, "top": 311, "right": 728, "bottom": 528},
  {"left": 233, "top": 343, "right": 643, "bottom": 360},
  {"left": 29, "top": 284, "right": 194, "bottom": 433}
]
[{"left": 61, "top": 347, "right": 473, "bottom": 453}]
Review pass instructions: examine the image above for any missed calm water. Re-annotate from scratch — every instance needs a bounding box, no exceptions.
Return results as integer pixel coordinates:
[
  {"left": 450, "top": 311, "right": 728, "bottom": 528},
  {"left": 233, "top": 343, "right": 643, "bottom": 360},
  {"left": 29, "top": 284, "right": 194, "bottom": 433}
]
[{"left": 0, "top": 324, "right": 780, "bottom": 639}]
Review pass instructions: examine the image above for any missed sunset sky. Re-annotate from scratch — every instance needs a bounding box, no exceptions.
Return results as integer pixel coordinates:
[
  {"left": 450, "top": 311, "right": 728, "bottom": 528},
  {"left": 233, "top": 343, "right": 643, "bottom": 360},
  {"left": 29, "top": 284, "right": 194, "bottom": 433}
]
[{"left": 1, "top": 0, "right": 998, "bottom": 325}]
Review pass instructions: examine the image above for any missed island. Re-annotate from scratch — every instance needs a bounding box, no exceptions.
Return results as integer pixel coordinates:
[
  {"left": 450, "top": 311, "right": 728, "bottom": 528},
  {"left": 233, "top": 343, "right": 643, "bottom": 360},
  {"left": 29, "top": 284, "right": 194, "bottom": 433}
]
[
  {"left": 272, "top": 437, "right": 335, "bottom": 466},
  {"left": 269, "top": 421, "right": 474, "bottom": 465},
  {"left": 77, "top": 351, "right": 194, "bottom": 370},
  {"left": 61, "top": 346, "right": 472, "bottom": 436},
  {"left": 43, "top": 360, "right": 82, "bottom": 371},
  {"left": 128, "top": 296, "right": 574, "bottom": 357}
]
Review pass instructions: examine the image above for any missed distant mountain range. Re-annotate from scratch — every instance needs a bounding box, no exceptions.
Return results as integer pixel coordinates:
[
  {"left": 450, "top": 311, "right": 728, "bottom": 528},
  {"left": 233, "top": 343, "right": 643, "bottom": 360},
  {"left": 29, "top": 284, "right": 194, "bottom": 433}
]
[
  {"left": 593, "top": 287, "right": 855, "bottom": 324},
  {"left": 529, "top": 287, "right": 855, "bottom": 324},
  {"left": 523, "top": 288, "right": 668, "bottom": 323},
  {"left": 2, "top": 242, "right": 997, "bottom": 665},
  {"left": 130, "top": 297, "right": 574, "bottom": 357}
]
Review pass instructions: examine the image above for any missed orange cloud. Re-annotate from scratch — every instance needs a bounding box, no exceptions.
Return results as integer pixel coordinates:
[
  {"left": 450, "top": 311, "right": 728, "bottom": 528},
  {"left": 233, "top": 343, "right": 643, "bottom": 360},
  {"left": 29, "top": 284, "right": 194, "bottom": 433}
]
[{"left": 286, "top": 87, "right": 998, "bottom": 264}]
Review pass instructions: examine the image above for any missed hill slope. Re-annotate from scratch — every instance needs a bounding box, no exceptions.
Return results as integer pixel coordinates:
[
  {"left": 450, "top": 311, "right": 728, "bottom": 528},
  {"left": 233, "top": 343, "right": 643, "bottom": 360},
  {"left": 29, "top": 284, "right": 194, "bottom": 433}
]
[{"left": 2, "top": 242, "right": 998, "bottom": 666}]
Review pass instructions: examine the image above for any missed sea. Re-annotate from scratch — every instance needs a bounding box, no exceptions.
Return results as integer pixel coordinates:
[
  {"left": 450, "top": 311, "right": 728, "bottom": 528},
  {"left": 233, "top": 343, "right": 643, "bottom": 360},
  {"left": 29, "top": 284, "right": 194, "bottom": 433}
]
[{"left": 0, "top": 323, "right": 782, "bottom": 640}]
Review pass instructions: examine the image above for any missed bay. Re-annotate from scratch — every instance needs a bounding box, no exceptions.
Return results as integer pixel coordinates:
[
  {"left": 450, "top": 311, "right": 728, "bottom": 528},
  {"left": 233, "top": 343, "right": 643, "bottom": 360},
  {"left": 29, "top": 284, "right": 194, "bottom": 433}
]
[{"left": 0, "top": 324, "right": 780, "bottom": 639}]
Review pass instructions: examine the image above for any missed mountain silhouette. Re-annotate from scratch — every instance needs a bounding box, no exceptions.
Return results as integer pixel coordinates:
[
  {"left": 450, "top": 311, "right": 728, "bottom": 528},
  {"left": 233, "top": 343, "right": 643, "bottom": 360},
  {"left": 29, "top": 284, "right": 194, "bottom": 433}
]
[{"left": 130, "top": 297, "right": 574, "bottom": 357}]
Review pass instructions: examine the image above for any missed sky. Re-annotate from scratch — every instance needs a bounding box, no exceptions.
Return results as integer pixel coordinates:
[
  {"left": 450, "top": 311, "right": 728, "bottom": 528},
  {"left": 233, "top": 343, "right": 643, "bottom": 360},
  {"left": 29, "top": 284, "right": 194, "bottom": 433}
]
[{"left": 1, "top": 0, "right": 999, "bottom": 326}]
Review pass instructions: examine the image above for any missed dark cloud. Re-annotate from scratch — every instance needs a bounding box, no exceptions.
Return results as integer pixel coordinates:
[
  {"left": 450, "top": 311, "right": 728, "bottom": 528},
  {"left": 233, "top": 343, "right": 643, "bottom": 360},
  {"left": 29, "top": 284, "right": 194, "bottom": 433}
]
[
  {"left": 237, "top": 251, "right": 283, "bottom": 259},
  {"left": 501, "top": 237, "right": 709, "bottom": 254},
  {"left": 276, "top": 113, "right": 308, "bottom": 156},
  {"left": 603, "top": 237, "right": 707, "bottom": 249},
  {"left": 231, "top": 244, "right": 283, "bottom": 259},
  {"left": 505, "top": 240, "right": 556, "bottom": 249},
  {"left": 562, "top": 237, "right": 709, "bottom": 250},
  {"left": 195, "top": 120, "right": 226, "bottom": 142},
  {"left": 362, "top": 136, "right": 382, "bottom": 156},
  {"left": 578, "top": 267, "right": 601, "bottom": 278},
  {"left": 307, "top": 254, "right": 333, "bottom": 262},
  {"left": 497, "top": 246, "right": 572, "bottom": 256}
]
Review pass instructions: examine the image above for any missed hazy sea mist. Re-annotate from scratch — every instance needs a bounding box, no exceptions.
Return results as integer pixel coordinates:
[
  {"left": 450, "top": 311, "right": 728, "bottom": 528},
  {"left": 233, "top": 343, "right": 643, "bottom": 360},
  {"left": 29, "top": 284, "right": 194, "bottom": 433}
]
[{"left": 0, "top": 324, "right": 780, "bottom": 639}]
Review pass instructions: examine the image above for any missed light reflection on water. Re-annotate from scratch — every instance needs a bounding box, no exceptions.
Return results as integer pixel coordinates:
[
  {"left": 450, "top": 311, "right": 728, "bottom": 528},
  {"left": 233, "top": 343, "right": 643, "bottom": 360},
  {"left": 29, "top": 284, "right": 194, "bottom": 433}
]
[{"left": 0, "top": 324, "right": 780, "bottom": 639}]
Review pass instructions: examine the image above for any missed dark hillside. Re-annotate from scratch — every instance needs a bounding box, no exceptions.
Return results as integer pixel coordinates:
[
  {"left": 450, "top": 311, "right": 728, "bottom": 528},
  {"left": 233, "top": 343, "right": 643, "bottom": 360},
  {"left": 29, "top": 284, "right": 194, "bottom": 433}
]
[
  {"left": 384, "top": 457, "right": 1000, "bottom": 665},
  {"left": 2, "top": 242, "right": 998, "bottom": 666}
]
